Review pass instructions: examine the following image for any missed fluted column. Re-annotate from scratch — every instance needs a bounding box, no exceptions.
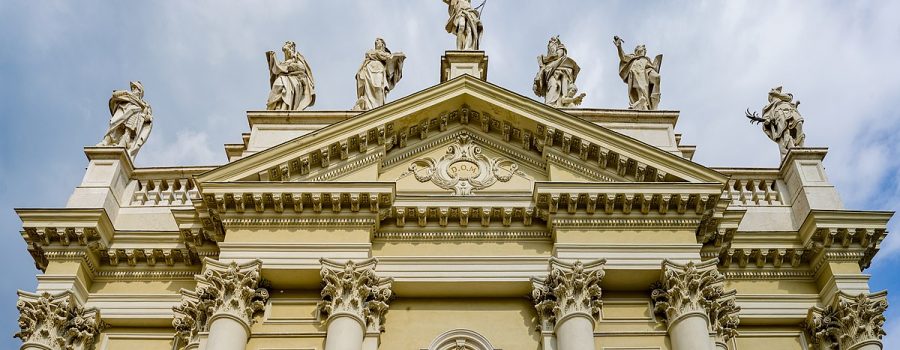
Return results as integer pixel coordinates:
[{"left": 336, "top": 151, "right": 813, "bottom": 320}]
[
  {"left": 806, "top": 291, "right": 888, "bottom": 350},
  {"left": 650, "top": 260, "right": 739, "bottom": 350},
  {"left": 173, "top": 259, "right": 269, "bottom": 350},
  {"left": 532, "top": 258, "right": 606, "bottom": 350},
  {"left": 318, "top": 258, "right": 393, "bottom": 350},
  {"left": 15, "top": 290, "right": 103, "bottom": 350}
]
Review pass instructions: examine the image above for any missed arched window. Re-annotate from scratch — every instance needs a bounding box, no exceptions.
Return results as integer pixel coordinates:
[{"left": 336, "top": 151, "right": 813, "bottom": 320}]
[{"left": 425, "top": 329, "right": 498, "bottom": 350}]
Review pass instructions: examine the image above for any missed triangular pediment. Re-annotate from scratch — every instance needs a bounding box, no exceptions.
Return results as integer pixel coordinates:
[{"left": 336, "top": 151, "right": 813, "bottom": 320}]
[{"left": 196, "top": 75, "right": 727, "bottom": 187}]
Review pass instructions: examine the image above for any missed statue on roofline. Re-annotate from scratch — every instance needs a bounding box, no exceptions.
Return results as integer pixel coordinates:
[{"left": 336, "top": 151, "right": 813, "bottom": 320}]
[
  {"left": 746, "top": 86, "right": 805, "bottom": 157},
  {"left": 533, "top": 36, "right": 584, "bottom": 107},
  {"left": 443, "top": 0, "right": 484, "bottom": 51},
  {"left": 97, "top": 81, "right": 153, "bottom": 158},
  {"left": 614, "top": 36, "right": 662, "bottom": 110},
  {"left": 352, "top": 38, "right": 406, "bottom": 111},
  {"left": 266, "top": 40, "right": 316, "bottom": 111}
]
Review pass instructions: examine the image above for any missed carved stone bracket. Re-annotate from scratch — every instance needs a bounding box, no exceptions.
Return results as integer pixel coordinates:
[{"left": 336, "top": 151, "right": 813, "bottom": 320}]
[
  {"left": 173, "top": 259, "right": 269, "bottom": 347},
  {"left": 650, "top": 259, "right": 740, "bottom": 343},
  {"left": 805, "top": 291, "right": 888, "bottom": 350},
  {"left": 15, "top": 290, "right": 104, "bottom": 350},
  {"left": 531, "top": 258, "right": 606, "bottom": 331},
  {"left": 317, "top": 258, "right": 394, "bottom": 333}
]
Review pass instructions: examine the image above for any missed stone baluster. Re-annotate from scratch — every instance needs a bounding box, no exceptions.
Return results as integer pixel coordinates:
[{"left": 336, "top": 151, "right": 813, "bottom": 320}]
[
  {"left": 806, "top": 291, "right": 888, "bottom": 350},
  {"left": 173, "top": 259, "right": 269, "bottom": 350},
  {"left": 15, "top": 290, "right": 103, "bottom": 350},
  {"left": 532, "top": 258, "right": 606, "bottom": 350},
  {"left": 318, "top": 258, "right": 393, "bottom": 350},
  {"left": 650, "top": 260, "right": 739, "bottom": 350}
]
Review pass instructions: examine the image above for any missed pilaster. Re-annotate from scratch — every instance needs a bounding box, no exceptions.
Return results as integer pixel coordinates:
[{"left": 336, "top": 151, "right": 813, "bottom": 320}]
[
  {"left": 15, "top": 290, "right": 103, "bottom": 350},
  {"left": 318, "top": 258, "right": 393, "bottom": 350},
  {"left": 172, "top": 259, "right": 269, "bottom": 350},
  {"left": 532, "top": 258, "right": 605, "bottom": 350},
  {"left": 805, "top": 291, "right": 888, "bottom": 350}
]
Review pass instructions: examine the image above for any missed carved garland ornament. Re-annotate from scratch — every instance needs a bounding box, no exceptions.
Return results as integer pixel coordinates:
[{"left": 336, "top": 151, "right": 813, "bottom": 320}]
[
  {"left": 401, "top": 134, "right": 526, "bottom": 195},
  {"left": 650, "top": 260, "right": 740, "bottom": 344},
  {"left": 532, "top": 258, "right": 606, "bottom": 331},
  {"left": 806, "top": 292, "right": 888, "bottom": 349},
  {"left": 317, "top": 258, "right": 394, "bottom": 333},
  {"left": 173, "top": 259, "right": 269, "bottom": 348},
  {"left": 15, "top": 291, "right": 103, "bottom": 350}
]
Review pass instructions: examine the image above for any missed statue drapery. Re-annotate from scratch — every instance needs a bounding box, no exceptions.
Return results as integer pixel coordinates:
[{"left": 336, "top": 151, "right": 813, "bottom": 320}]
[{"left": 266, "top": 41, "right": 316, "bottom": 111}]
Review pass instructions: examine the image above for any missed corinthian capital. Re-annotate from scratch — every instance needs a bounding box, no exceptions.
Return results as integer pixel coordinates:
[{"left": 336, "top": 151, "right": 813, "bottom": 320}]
[
  {"left": 317, "top": 258, "right": 394, "bottom": 332},
  {"left": 15, "top": 290, "right": 104, "bottom": 350},
  {"left": 173, "top": 259, "right": 269, "bottom": 347},
  {"left": 531, "top": 258, "right": 606, "bottom": 331},
  {"left": 650, "top": 260, "right": 732, "bottom": 325},
  {"left": 806, "top": 291, "right": 888, "bottom": 350}
]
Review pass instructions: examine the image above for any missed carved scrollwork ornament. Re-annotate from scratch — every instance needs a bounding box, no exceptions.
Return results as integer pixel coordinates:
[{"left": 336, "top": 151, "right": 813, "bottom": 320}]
[
  {"left": 400, "top": 134, "right": 528, "bottom": 195},
  {"left": 172, "top": 259, "right": 269, "bottom": 349},
  {"left": 15, "top": 291, "right": 104, "bottom": 350},
  {"left": 317, "top": 258, "right": 394, "bottom": 332},
  {"left": 805, "top": 291, "right": 888, "bottom": 350},
  {"left": 531, "top": 258, "right": 606, "bottom": 331}
]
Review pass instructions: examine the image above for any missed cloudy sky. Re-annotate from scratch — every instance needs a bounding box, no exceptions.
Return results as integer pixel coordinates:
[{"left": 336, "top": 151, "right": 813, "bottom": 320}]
[{"left": 1, "top": 0, "right": 898, "bottom": 347}]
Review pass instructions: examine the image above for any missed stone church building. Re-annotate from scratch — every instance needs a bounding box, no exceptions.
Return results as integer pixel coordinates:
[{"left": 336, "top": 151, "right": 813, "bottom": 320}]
[{"left": 12, "top": 5, "right": 892, "bottom": 350}]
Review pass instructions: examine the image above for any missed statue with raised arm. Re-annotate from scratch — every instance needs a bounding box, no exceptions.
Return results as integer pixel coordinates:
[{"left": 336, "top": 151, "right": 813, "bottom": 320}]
[
  {"left": 745, "top": 86, "right": 805, "bottom": 157},
  {"left": 97, "top": 81, "right": 153, "bottom": 158},
  {"left": 533, "top": 36, "right": 583, "bottom": 107},
  {"left": 352, "top": 38, "right": 406, "bottom": 111},
  {"left": 443, "top": 0, "right": 484, "bottom": 50},
  {"left": 266, "top": 41, "right": 315, "bottom": 111},
  {"left": 614, "top": 36, "right": 662, "bottom": 110}
]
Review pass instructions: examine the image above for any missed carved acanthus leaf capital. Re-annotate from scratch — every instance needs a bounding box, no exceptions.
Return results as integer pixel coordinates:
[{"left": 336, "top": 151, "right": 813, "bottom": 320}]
[
  {"left": 650, "top": 259, "right": 739, "bottom": 337},
  {"left": 317, "top": 258, "right": 394, "bottom": 333},
  {"left": 15, "top": 290, "right": 104, "bottom": 350},
  {"left": 531, "top": 258, "right": 606, "bottom": 331},
  {"left": 173, "top": 259, "right": 269, "bottom": 347},
  {"left": 806, "top": 291, "right": 888, "bottom": 349}
]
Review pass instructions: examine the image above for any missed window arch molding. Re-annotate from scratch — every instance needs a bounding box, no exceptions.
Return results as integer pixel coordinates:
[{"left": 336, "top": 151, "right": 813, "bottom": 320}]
[{"left": 424, "top": 328, "right": 499, "bottom": 350}]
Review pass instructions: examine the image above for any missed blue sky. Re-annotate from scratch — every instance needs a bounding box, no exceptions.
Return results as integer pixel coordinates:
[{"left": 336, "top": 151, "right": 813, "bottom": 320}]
[{"left": 1, "top": 1, "right": 898, "bottom": 348}]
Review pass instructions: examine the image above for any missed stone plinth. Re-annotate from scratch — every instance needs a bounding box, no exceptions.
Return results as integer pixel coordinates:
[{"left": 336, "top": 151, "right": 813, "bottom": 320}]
[{"left": 441, "top": 51, "right": 488, "bottom": 82}]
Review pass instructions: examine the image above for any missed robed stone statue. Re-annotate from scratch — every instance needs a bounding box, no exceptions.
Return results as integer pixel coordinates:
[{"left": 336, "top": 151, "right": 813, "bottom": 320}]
[
  {"left": 745, "top": 86, "right": 806, "bottom": 157},
  {"left": 614, "top": 36, "right": 662, "bottom": 110},
  {"left": 443, "top": 0, "right": 484, "bottom": 50},
  {"left": 533, "top": 36, "right": 584, "bottom": 107},
  {"left": 97, "top": 81, "right": 153, "bottom": 158},
  {"left": 266, "top": 41, "right": 315, "bottom": 111},
  {"left": 352, "top": 38, "right": 406, "bottom": 111}
]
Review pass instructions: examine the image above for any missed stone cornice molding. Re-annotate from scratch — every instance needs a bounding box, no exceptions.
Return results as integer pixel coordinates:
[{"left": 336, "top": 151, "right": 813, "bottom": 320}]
[
  {"left": 83, "top": 146, "right": 134, "bottom": 174},
  {"left": 15, "top": 290, "right": 104, "bottom": 350},
  {"left": 173, "top": 259, "right": 269, "bottom": 347},
  {"left": 805, "top": 291, "right": 888, "bottom": 349},
  {"left": 650, "top": 259, "right": 740, "bottom": 342},
  {"left": 16, "top": 208, "right": 114, "bottom": 271},
  {"left": 799, "top": 209, "right": 892, "bottom": 269},
  {"left": 199, "top": 181, "right": 395, "bottom": 215},
  {"left": 531, "top": 258, "right": 606, "bottom": 332},
  {"left": 317, "top": 258, "right": 394, "bottom": 333},
  {"left": 197, "top": 76, "right": 727, "bottom": 184}
]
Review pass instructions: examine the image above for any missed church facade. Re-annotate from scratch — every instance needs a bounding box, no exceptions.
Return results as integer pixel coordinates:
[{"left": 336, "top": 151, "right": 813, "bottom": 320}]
[{"left": 12, "top": 6, "right": 892, "bottom": 350}]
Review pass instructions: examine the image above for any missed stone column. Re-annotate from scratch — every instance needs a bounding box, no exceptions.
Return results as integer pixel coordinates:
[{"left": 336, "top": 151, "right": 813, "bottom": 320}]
[
  {"left": 532, "top": 258, "right": 606, "bottom": 350},
  {"left": 318, "top": 258, "right": 393, "bottom": 350},
  {"left": 173, "top": 259, "right": 269, "bottom": 350},
  {"left": 650, "top": 260, "right": 739, "bottom": 350},
  {"left": 806, "top": 291, "right": 888, "bottom": 350},
  {"left": 15, "top": 290, "right": 103, "bottom": 350}
]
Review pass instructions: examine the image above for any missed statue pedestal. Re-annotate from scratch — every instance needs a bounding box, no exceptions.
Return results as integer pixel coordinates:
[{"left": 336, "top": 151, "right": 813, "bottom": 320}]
[{"left": 441, "top": 51, "right": 488, "bottom": 82}]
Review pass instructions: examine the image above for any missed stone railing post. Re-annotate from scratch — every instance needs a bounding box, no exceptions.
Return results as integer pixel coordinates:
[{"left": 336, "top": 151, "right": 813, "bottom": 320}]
[
  {"left": 532, "top": 258, "right": 606, "bottom": 350},
  {"left": 318, "top": 258, "right": 393, "bottom": 350},
  {"left": 15, "top": 290, "right": 103, "bottom": 350},
  {"left": 173, "top": 259, "right": 269, "bottom": 350},
  {"left": 650, "top": 260, "right": 739, "bottom": 350},
  {"left": 806, "top": 291, "right": 888, "bottom": 350}
]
